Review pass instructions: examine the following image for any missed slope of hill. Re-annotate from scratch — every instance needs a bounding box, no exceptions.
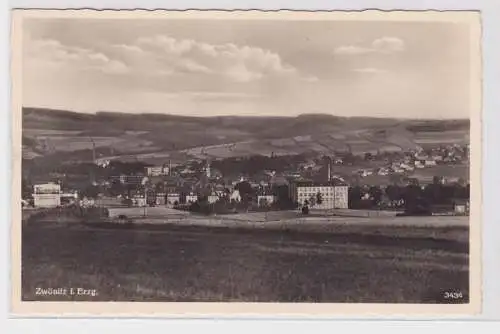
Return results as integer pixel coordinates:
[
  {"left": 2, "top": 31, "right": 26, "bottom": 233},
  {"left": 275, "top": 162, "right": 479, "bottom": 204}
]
[{"left": 21, "top": 107, "right": 470, "bottom": 164}]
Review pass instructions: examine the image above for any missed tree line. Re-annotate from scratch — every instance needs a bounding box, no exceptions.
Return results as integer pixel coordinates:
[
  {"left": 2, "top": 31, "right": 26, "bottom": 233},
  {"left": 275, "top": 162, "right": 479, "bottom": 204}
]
[{"left": 348, "top": 181, "right": 469, "bottom": 214}]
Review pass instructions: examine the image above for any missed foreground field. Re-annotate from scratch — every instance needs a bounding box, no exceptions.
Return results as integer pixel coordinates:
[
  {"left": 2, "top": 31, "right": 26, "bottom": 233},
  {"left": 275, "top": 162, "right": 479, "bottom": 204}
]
[{"left": 22, "top": 219, "right": 469, "bottom": 303}]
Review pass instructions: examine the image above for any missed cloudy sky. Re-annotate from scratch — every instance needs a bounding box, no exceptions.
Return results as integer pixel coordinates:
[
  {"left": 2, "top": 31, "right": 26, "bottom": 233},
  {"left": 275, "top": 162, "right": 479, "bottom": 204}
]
[{"left": 22, "top": 18, "right": 471, "bottom": 119}]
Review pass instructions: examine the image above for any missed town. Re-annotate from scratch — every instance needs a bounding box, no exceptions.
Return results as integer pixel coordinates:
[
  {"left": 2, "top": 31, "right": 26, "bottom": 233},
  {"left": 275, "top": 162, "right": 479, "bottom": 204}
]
[{"left": 23, "top": 141, "right": 470, "bottom": 219}]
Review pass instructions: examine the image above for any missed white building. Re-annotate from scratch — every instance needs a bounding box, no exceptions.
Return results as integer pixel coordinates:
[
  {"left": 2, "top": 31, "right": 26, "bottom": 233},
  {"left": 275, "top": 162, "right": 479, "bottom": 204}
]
[
  {"left": 425, "top": 160, "right": 437, "bottom": 167},
  {"left": 400, "top": 163, "right": 414, "bottom": 171},
  {"left": 361, "top": 170, "right": 373, "bottom": 177},
  {"left": 208, "top": 194, "right": 219, "bottom": 204},
  {"left": 289, "top": 181, "right": 349, "bottom": 209},
  {"left": 80, "top": 197, "right": 96, "bottom": 208},
  {"left": 185, "top": 193, "right": 198, "bottom": 204},
  {"left": 166, "top": 193, "right": 180, "bottom": 206},
  {"left": 230, "top": 190, "right": 242, "bottom": 203},
  {"left": 33, "top": 183, "right": 61, "bottom": 208},
  {"left": 415, "top": 161, "right": 425, "bottom": 169},
  {"left": 145, "top": 165, "right": 170, "bottom": 177},
  {"left": 132, "top": 196, "right": 146, "bottom": 207},
  {"left": 257, "top": 195, "right": 276, "bottom": 207}
]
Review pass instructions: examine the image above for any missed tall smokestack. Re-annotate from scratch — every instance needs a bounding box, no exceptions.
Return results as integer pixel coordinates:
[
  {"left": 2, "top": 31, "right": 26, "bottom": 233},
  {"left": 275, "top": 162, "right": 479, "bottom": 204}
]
[{"left": 327, "top": 161, "right": 331, "bottom": 181}]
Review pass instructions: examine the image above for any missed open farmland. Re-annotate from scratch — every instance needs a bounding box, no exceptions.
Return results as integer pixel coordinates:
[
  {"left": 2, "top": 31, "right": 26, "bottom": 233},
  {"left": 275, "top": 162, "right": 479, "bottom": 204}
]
[
  {"left": 413, "top": 130, "right": 469, "bottom": 146},
  {"left": 22, "top": 216, "right": 469, "bottom": 303},
  {"left": 411, "top": 164, "right": 469, "bottom": 182},
  {"left": 22, "top": 108, "right": 470, "bottom": 164}
]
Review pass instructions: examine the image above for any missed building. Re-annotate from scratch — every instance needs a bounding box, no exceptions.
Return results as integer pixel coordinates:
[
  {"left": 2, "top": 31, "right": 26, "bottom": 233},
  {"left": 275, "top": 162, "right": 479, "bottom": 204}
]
[
  {"left": 207, "top": 193, "right": 219, "bottom": 204},
  {"left": 230, "top": 190, "right": 242, "bottom": 203},
  {"left": 425, "top": 160, "right": 437, "bottom": 167},
  {"left": 185, "top": 193, "right": 198, "bottom": 204},
  {"left": 454, "top": 199, "right": 470, "bottom": 215},
  {"left": 155, "top": 192, "right": 166, "bottom": 206},
  {"left": 80, "top": 197, "right": 96, "bottom": 207},
  {"left": 415, "top": 161, "right": 425, "bottom": 169},
  {"left": 257, "top": 194, "right": 276, "bottom": 207},
  {"left": 145, "top": 162, "right": 170, "bottom": 177},
  {"left": 166, "top": 193, "right": 180, "bottom": 206},
  {"left": 400, "top": 163, "right": 414, "bottom": 171},
  {"left": 289, "top": 180, "right": 349, "bottom": 209},
  {"left": 33, "top": 183, "right": 61, "bottom": 208}
]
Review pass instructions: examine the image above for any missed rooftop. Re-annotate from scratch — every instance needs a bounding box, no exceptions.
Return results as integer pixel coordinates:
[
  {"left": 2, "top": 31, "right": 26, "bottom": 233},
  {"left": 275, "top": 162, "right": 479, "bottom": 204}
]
[{"left": 292, "top": 179, "right": 348, "bottom": 187}]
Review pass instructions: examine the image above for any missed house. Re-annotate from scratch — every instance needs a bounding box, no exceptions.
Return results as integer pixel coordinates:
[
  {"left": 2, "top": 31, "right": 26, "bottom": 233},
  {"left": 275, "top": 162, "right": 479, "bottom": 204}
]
[
  {"left": 155, "top": 192, "right": 166, "bottom": 206},
  {"left": 257, "top": 194, "right": 276, "bottom": 207},
  {"left": 185, "top": 193, "right": 198, "bottom": 204},
  {"left": 360, "top": 170, "right": 373, "bottom": 177},
  {"left": 415, "top": 153, "right": 428, "bottom": 160},
  {"left": 207, "top": 193, "right": 219, "bottom": 204},
  {"left": 415, "top": 161, "right": 425, "bottom": 169},
  {"left": 145, "top": 165, "right": 169, "bottom": 177},
  {"left": 333, "top": 157, "right": 344, "bottom": 165},
  {"left": 444, "top": 177, "right": 460, "bottom": 184},
  {"left": 80, "top": 197, "right": 96, "bottom": 208},
  {"left": 289, "top": 180, "right": 349, "bottom": 209},
  {"left": 425, "top": 160, "right": 437, "bottom": 167},
  {"left": 132, "top": 196, "right": 146, "bottom": 207},
  {"left": 230, "top": 189, "right": 242, "bottom": 203},
  {"left": 33, "top": 183, "right": 61, "bottom": 208},
  {"left": 454, "top": 199, "right": 470, "bottom": 215},
  {"left": 166, "top": 193, "right": 180, "bottom": 206},
  {"left": 400, "top": 163, "right": 414, "bottom": 171}
]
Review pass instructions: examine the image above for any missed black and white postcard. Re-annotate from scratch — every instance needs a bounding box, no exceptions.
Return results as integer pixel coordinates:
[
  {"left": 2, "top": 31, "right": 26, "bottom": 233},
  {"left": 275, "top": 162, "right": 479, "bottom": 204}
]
[{"left": 10, "top": 9, "right": 482, "bottom": 317}]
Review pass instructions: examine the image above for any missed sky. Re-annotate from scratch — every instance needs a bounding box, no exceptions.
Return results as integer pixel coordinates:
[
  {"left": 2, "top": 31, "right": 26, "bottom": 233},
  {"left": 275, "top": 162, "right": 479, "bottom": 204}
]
[{"left": 22, "top": 17, "right": 472, "bottom": 119}]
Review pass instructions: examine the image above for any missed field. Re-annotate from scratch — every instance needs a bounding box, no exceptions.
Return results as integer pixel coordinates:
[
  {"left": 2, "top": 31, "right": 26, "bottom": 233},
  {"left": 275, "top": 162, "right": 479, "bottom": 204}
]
[
  {"left": 411, "top": 164, "right": 469, "bottom": 180},
  {"left": 22, "top": 108, "right": 470, "bottom": 164},
  {"left": 22, "top": 215, "right": 469, "bottom": 303}
]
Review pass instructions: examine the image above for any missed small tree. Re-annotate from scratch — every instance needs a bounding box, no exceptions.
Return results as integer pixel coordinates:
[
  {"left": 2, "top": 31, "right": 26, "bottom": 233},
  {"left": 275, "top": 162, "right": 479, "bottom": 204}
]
[{"left": 316, "top": 192, "right": 323, "bottom": 205}]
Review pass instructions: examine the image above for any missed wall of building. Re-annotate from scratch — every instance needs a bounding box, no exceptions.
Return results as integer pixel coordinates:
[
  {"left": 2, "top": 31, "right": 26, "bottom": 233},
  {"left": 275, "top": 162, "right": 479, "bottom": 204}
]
[
  {"left": 258, "top": 195, "right": 276, "bottom": 206},
  {"left": 208, "top": 195, "right": 219, "bottom": 204},
  {"left": 166, "top": 194, "right": 180, "bottom": 206},
  {"left": 293, "top": 185, "right": 349, "bottom": 209},
  {"left": 33, "top": 194, "right": 61, "bottom": 208},
  {"left": 33, "top": 183, "right": 61, "bottom": 208},
  {"left": 185, "top": 195, "right": 198, "bottom": 203}
]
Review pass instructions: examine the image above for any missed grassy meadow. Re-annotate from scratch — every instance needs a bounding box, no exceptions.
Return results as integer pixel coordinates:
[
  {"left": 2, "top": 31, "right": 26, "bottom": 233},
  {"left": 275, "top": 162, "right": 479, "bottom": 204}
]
[{"left": 21, "top": 215, "right": 469, "bottom": 303}]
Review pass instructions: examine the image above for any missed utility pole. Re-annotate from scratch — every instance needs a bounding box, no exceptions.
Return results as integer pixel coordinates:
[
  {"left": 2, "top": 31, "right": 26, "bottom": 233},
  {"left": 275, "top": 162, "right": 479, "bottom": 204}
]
[
  {"left": 89, "top": 137, "right": 97, "bottom": 185},
  {"left": 327, "top": 160, "right": 331, "bottom": 181},
  {"left": 89, "top": 137, "right": 96, "bottom": 163}
]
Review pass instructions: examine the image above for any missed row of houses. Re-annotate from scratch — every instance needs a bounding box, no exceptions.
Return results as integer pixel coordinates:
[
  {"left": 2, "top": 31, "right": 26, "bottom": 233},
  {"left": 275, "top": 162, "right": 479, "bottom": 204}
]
[{"left": 25, "top": 180, "right": 468, "bottom": 215}]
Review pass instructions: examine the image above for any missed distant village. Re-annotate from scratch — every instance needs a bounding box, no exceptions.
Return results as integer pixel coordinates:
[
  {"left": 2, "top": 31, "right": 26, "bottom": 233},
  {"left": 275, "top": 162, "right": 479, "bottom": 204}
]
[{"left": 22, "top": 142, "right": 471, "bottom": 217}]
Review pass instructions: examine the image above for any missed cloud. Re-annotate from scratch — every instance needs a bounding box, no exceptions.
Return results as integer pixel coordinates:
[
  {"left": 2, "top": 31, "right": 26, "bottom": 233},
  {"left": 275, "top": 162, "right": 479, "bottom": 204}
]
[
  {"left": 372, "top": 37, "right": 405, "bottom": 53},
  {"left": 333, "top": 45, "right": 374, "bottom": 55},
  {"left": 334, "top": 36, "right": 405, "bottom": 55},
  {"left": 107, "top": 34, "right": 298, "bottom": 83},
  {"left": 26, "top": 39, "right": 129, "bottom": 74},
  {"left": 352, "top": 68, "right": 388, "bottom": 74},
  {"left": 184, "top": 91, "right": 261, "bottom": 101}
]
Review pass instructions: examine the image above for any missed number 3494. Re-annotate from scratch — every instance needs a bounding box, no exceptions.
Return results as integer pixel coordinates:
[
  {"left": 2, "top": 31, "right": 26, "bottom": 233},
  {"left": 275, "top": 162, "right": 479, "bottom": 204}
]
[{"left": 444, "top": 291, "right": 463, "bottom": 299}]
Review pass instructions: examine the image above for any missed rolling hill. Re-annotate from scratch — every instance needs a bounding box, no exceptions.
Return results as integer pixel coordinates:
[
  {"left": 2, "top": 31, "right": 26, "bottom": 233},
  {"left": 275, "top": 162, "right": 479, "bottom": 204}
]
[{"left": 21, "top": 107, "right": 470, "bottom": 165}]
